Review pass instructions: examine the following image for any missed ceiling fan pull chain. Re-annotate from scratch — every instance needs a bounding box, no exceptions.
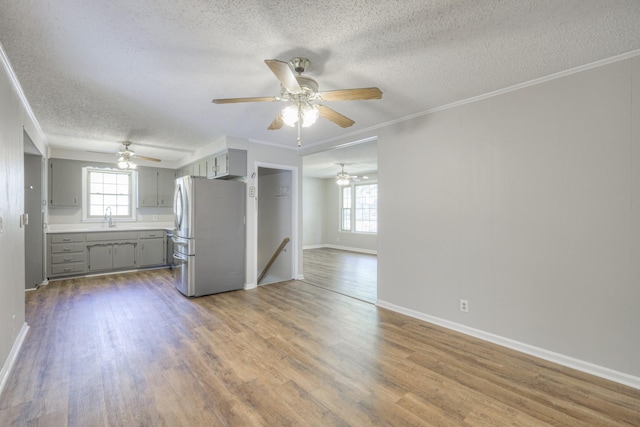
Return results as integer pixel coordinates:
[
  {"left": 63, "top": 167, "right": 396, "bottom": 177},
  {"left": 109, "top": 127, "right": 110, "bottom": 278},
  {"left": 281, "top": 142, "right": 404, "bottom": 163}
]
[{"left": 297, "top": 118, "right": 302, "bottom": 147}]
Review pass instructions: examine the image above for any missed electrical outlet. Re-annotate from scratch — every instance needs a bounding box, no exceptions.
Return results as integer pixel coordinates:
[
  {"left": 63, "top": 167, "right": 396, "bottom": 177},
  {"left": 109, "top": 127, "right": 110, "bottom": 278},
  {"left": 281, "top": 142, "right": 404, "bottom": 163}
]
[
  {"left": 460, "top": 299, "right": 469, "bottom": 312},
  {"left": 152, "top": 215, "right": 158, "bottom": 221}
]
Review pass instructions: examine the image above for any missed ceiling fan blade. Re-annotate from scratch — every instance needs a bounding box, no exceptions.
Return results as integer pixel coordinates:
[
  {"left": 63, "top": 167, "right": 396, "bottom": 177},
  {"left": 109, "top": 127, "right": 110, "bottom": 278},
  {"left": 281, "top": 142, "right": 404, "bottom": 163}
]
[
  {"left": 268, "top": 112, "right": 284, "bottom": 130},
  {"left": 318, "top": 87, "right": 382, "bottom": 101},
  {"left": 136, "top": 155, "right": 162, "bottom": 162},
  {"left": 317, "top": 105, "right": 355, "bottom": 128},
  {"left": 212, "top": 96, "right": 278, "bottom": 104},
  {"left": 265, "top": 59, "right": 302, "bottom": 94}
]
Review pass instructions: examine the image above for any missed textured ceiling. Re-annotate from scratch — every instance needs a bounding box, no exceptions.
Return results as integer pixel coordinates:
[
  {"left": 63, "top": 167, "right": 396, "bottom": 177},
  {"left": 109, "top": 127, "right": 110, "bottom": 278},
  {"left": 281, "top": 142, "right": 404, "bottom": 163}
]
[{"left": 1, "top": 0, "right": 640, "bottom": 175}]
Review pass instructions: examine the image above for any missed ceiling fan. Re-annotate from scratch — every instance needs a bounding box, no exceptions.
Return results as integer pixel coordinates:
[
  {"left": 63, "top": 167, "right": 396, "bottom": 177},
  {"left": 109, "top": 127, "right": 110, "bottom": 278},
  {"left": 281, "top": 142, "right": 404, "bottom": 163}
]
[
  {"left": 116, "top": 141, "right": 161, "bottom": 169},
  {"left": 212, "top": 57, "right": 382, "bottom": 146},
  {"left": 335, "top": 163, "right": 363, "bottom": 185}
]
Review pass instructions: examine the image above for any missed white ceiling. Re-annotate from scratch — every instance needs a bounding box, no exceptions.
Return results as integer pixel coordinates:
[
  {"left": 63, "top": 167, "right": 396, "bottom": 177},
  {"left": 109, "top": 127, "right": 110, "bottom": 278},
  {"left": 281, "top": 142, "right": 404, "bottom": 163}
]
[{"left": 1, "top": 1, "right": 640, "bottom": 176}]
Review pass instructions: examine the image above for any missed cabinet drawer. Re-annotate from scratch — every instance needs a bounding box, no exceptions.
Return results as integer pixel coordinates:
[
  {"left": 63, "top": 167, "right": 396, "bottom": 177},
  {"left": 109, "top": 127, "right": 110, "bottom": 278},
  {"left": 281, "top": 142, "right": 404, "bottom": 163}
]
[
  {"left": 50, "top": 263, "right": 85, "bottom": 275},
  {"left": 50, "top": 233, "right": 84, "bottom": 243},
  {"left": 50, "top": 242, "right": 85, "bottom": 253},
  {"left": 138, "top": 230, "right": 165, "bottom": 239},
  {"left": 51, "top": 253, "right": 85, "bottom": 264},
  {"left": 86, "top": 231, "right": 138, "bottom": 241}
]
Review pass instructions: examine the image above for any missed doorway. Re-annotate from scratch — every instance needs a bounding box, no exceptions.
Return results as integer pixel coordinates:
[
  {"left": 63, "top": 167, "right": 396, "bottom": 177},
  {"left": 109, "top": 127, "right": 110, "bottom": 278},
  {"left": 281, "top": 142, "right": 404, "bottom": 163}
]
[
  {"left": 301, "top": 139, "right": 378, "bottom": 303},
  {"left": 256, "top": 166, "right": 296, "bottom": 285},
  {"left": 23, "top": 130, "right": 44, "bottom": 289}
]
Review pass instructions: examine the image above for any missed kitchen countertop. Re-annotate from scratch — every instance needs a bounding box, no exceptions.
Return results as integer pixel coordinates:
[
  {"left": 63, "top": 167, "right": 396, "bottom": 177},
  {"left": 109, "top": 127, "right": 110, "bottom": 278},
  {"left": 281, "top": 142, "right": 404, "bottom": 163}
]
[{"left": 46, "top": 222, "right": 174, "bottom": 234}]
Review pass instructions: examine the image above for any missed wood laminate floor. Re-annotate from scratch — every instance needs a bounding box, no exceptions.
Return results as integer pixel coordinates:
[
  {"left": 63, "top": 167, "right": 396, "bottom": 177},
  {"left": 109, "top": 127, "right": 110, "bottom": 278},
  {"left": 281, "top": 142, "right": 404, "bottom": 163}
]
[
  {"left": 1, "top": 269, "right": 639, "bottom": 426},
  {"left": 303, "top": 248, "right": 377, "bottom": 303}
]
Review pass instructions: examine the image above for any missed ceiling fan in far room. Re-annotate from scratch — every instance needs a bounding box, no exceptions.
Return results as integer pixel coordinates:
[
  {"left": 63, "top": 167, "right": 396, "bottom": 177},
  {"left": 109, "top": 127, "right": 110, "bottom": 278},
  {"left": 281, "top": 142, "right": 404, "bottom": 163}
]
[
  {"left": 116, "top": 140, "right": 161, "bottom": 170},
  {"left": 211, "top": 57, "right": 383, "bottom": 147},
  {"left": 335, "top": 163, "right": 364, "bottom": 186}
]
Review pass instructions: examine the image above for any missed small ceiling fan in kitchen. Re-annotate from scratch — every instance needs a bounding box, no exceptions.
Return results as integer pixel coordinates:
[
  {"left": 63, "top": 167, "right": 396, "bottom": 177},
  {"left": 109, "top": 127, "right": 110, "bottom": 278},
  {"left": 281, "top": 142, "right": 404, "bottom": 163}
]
[
  {"left": 212, "top": 57, "right": 383, "bottom": 146},
  {"left": 116, "top": 141, "right": 161, "bottom": 170}
]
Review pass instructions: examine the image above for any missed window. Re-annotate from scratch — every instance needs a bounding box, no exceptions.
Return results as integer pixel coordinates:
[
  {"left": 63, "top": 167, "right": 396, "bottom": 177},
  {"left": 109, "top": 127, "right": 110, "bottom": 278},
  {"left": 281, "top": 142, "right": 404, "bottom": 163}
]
[
  {"left": 82, "top": 167, "right": 137, "bottom": 221},
  {"left": 340, "top": 183, "right": 377, "bottom": 233}
]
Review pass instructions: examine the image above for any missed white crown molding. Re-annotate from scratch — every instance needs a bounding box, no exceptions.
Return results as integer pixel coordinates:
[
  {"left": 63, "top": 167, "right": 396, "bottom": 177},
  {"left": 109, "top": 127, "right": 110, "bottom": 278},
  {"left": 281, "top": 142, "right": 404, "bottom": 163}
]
[
  {"left": 0, "top": 42, "right": 48, "bottom": 147},
  {"left": 312, "top": 49, "right": 640, "bottom": 147},
  {"left": 376, "top": 299, "right": 640, "bottom": 390}
]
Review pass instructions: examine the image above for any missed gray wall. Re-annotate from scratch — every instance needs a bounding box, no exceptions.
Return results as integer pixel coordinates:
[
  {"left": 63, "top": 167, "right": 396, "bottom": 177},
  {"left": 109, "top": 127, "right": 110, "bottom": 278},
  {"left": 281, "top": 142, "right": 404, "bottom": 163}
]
[
  {"left": 0, "top": 44, "right": 46, "bottom": 389},
  {"left": 302, "top": 177, "right": 324, "bottom": 247},
  {"left": 381, "top": 57, "right": 640, "bottom": 379},
  {"left": 303, "top": 176, "right": 378, "bottom": 253},
  {"left": 303, "top": 55, "right": 640, "bottom": 382}
]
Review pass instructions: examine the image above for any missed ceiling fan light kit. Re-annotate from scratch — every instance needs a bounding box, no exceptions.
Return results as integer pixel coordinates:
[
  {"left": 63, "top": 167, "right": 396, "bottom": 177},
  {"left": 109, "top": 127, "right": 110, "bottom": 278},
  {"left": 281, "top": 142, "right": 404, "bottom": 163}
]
[
  {"left": 211, "top": 57, "right": 382, "bottom": 146},
  {"left": 336, "top": 163, "right": 351, "bottom": 186},
  {"left": 116, "top": 140, "right": 160, "bottom": 169}
]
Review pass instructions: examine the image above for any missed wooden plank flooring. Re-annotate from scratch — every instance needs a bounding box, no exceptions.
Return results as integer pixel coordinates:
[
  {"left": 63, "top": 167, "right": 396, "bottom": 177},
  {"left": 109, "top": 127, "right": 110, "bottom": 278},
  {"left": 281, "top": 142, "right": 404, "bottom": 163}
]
[
  {"left": 1, "top": 269, "right": 639, "bottom": 426},
  {"left": 303, "top": 248, "right": 377, "bottom": 303}
]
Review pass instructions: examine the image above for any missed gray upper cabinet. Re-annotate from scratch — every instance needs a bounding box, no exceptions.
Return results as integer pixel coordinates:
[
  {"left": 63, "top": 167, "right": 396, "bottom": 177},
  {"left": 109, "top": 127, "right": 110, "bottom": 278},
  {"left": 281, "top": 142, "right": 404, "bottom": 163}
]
[
  {"left": 206, "top": 149, "right": 247, "bottom": 179},
  {"left": 49, "top": 159, "right": 82, "bottom": 207},
  {"left": 157, "top": 168, "right": 175, "bottom": 207},
  {"left": 138, "top": 167, "right": 175, "bottom": 208}
]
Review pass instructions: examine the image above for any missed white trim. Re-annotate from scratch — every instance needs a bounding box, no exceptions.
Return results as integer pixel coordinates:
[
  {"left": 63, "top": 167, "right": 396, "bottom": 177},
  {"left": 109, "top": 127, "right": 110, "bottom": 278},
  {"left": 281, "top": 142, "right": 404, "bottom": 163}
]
[
  {"left": 0, "top": 42, "right": 47, "bottom": 145},
  {"left": 376, "top": 299, "right": 640, "bottom": 390},
  {"left": 311, "top": 49, "right": 640, "bottom": 147},
  {"left": 302, "top": 244, "right": 377, "bottom": 255},
  {"left": 81, "top": 166, "right": 138, "bottom": 222},
  {"left": 0, "top": 322, "right": 29, "bottom": 396},
  {"left": 253, "top": 162, "right": 299, "bottom": 284},
  {"left": 244, "top": 282, "right": 257, "bottom": 290}
]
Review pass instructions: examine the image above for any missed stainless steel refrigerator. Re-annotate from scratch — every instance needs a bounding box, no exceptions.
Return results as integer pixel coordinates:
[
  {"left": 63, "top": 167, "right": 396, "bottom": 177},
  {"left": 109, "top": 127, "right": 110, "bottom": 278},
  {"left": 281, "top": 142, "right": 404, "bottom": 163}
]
[{"left": 172, "top": 176, "right": 245, "bottom": 297}]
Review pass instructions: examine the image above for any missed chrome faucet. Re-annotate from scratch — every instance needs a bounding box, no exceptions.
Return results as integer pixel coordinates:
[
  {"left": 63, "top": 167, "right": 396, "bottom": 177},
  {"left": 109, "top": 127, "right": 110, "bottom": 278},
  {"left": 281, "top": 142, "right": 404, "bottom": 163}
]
[{"left": 105, "top": 207, "right": 115, "bottom": 228}]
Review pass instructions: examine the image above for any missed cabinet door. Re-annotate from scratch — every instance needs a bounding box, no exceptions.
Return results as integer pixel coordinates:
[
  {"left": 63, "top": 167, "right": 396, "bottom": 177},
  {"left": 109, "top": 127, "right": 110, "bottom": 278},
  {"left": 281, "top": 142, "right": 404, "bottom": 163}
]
[
  {"left": 113, "top": 242, "right": 136, "bottom": 269},
  {"left": 139, "top": 238, "right": 165, "bottom": 267},
  {"left": 216, "top": 153, "right": 228, "bottom": 176},
  {"left": 49, "top": 159, "right": 82, "bottom": 207},
  {"left": 137, "top": 167, "right": 158, "bottom": 207},
  {"left": 87, "top": 245, "right": 112, "bottom": 272},
  {"left": 157, "top": 169, "right": 175, "bottom": 207}
]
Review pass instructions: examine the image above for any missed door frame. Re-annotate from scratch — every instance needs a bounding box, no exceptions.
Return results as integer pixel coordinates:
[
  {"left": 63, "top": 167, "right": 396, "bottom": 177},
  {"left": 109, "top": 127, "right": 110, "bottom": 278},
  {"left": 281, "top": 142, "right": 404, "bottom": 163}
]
[{"left": 252, "top": 161, "right": 299, "bottom": 286}]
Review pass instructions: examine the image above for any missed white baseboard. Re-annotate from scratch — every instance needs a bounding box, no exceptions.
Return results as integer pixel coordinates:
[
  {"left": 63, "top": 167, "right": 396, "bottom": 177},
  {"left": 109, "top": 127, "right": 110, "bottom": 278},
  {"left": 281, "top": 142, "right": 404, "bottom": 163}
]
[
  {"left": 303, "top": 244, "right": 377, "bottom": 255},
  {"left": 244, "top": 282, "right": 257, "bottom": 290},
  {"left": 376, "top": 300, "right": 640, "bottom": 390},
  {"left": 0, "top": 322, "right": 29, "bottom": 396}
]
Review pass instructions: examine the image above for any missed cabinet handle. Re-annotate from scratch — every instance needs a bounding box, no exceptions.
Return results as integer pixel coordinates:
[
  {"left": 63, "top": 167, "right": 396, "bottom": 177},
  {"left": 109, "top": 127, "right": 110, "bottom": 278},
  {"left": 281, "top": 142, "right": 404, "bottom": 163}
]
[
  {"left": 63, "top": 268, "right": 72, "bottom": 272},
  {"left": 62, "top": 238, "right": 71, "bottom": 242},
  {"left": 74, "top": 196, "right": 77, "bottom": 204},
  {"left": 63, "top": 258, "right": 72, "bottom": 262},
  {"left": 63, "top": 248, "right": 71, "bottom": 252}
]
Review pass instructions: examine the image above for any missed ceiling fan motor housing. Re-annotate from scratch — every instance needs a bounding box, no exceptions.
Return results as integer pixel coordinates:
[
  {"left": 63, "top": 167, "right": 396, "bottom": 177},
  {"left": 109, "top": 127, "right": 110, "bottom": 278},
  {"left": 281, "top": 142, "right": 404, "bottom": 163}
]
[{"left": 290, "top": 57, "right": 310, "bottom": 74}]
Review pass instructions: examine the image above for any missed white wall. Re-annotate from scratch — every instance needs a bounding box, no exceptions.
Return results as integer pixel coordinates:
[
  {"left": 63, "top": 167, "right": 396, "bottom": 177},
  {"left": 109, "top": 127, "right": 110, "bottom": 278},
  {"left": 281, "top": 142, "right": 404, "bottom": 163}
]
[
  {"left": 305, "top": 55, "right": 640, "bottom": 385},
  {"left": 0, "top": 43, "right": 46, "bottom": 391}
]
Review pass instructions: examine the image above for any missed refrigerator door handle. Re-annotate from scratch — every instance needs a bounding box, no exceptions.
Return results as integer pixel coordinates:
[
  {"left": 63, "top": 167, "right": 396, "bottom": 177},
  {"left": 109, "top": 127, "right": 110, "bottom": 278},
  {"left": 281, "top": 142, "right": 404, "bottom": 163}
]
[
  {"left": 172, "top": 235, "right": 189, "bottom": 245},
  {"left": 173, "top": 251, "right": 189, "bottom": 261}
]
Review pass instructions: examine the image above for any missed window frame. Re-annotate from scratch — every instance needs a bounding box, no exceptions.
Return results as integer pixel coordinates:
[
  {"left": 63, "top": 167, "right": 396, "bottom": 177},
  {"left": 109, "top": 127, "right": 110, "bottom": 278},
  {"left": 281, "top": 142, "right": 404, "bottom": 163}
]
[
  {"left": 339, "top": 181, "right": 378, "bottom": 234},
  {"left": 81, "top": 166, "right": 138, "bottom": 222}
]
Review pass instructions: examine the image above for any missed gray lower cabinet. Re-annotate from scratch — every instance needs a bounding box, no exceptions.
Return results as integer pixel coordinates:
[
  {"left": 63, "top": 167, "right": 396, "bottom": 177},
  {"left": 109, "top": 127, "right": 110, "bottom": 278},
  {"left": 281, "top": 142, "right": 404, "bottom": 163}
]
[
  {"left": 138, "top": 230, "right": 166, "bottom": 267},
  {"left": 48, "top": 233, "right": 86, "bottom": 277},
  {"left": 48, "top": 230, "right": 168, "bottom": 278},
  {"left": 86, "top": 231, "right": 138, "bottom": 272}
]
